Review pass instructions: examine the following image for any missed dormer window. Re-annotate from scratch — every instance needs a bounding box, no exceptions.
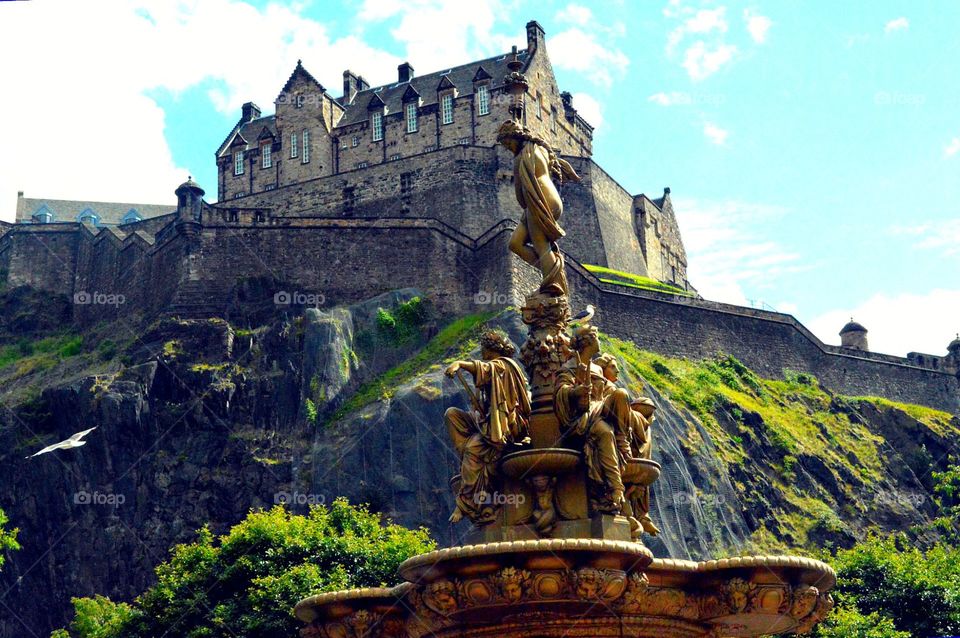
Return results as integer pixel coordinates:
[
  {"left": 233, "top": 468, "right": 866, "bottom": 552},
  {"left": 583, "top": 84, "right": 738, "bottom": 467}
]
[
  {"left": 32, "top": 207, "right": 53, "bottom": 224},
  {"left": 78, "top": 209, "right": 100, "bottom": 225},
  {"left": 121, "top": 209, "right": 142, "bottom": 224},
  {"left": 477, "top": 84, "right": 490, "bottom": 116},
  {"left": 234, "top": 150, "right": 244, "bottom": 175},
  {"left": 372, "top": 111, "right": 383, "bottom": 141},
  {"left": 261, "top": 143, "right": 272, "bottom": 168},
  {"left": 405, "top": 103, "right": 418, "bottom": 133},
  {"left": 290, "top": 133, "right": 298, "bottom": 158},
  {"left": 302, "top": 130, "right": 310, "bottom": 163},
  {"left": 441, "top": 94, "right": 454, "bottom": 124}
]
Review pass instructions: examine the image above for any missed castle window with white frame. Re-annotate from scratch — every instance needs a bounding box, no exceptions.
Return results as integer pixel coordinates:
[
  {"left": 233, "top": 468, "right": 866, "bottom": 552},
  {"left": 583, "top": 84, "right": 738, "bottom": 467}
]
[
  {"left": 441, "top": 93, "right": 454, "bottom": 124},
  {"left": 356, "top": 161, "right": 368, "bottom": 169},
  {"left": 352, "top": 135, "right": 360, "bottom": 147},
  {"left": 372, "top": 112, "right": 383, "bottom": 141},
  {"left": 405, "top": 102, "right": 418, "bottom": 133},
  {"left": 477, "top": 84, "right": 490, "bottom": 116},
  {"left": 234, "top": 150, "right": 244, "bottom": 175},
  {"left": 296, "top": 94, "right": 304, "bottom": 108},
  {"left": 302, "top": 130, "right": 310, "bottom": 163},
  {"left": 290, "top": 133, "right": 298, "bottom": 158},
  {"left": 261, "top": 143, "right": 272, "bottom": 168},
  {"left": 390, "top": 153, "right": 401, "bottom": 161}
]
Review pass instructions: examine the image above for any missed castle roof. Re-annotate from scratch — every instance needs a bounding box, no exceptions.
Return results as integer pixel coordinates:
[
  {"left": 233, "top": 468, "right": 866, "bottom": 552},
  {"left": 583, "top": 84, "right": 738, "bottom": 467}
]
[
  {"left": 840, "top": 320, "right": 867, "bottom": 335},
  {"left": 334, "top": 49, "right": 530, "bottom": 128},
  {"left": 217, "top": 115, "right": 277, "bottom": 157},
  {"left": 15, "top": 195, "right": 174, "bottom": 226}
]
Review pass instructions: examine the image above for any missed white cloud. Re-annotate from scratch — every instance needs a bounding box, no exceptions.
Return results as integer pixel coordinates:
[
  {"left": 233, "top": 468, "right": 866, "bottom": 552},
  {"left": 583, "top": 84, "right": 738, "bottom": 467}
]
[
  {"left": 682, "top": 41, "right": 738, "bottom": 80},
  {"left": 807, "top": 289, "right": 960, "bottom": 357},
  {"left": 676, "top": 198, "right": 801, "bottom": 306},
  {"left": 667, "top": 6, "right": 729, "bottom": 50},
  {"left": 556, "top": 3, "right": 593, "bottom": 26},
  {"left": 743, "top": 9, "right": 772, "bottom": 43},
  {"left": 359, "top": 0, "right": 518, "bottom": 70},
  {"left": 884, "top": 17, "right": 909, "bottom": 33},
  {"left": 703, "top": 122, "right": 729, "bottom": 144},
  {"left": 894, "top": 219, "right": 960, "bottom": 257},
  {"left": 945, "top": 137, "right": 960, "bottom": 157},
  {"left": 548, "top": 27, "right": 630, "bottom": 87},
  {"left": 571, "top": 92, "right": 604, "bottom": 130},
  {"left": 0, "top": 0, "right": 403, "bottom": 214},
  {"left": 648, "top": 91, "right": 692, "bottom": 106}
]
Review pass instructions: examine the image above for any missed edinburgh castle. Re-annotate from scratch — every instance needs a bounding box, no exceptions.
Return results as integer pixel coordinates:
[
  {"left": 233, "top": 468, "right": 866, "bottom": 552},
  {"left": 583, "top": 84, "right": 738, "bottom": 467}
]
[{"left": 2, "top": 20, "right": 958, "bottom": 414}]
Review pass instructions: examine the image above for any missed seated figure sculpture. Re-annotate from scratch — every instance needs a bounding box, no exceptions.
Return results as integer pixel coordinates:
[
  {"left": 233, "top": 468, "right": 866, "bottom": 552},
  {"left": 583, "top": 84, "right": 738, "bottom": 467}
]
[
  {"left": 596, "top": 354, "right": 661, "bottom": 538},
  {"left": 444, "top": 330, "right": 531, "bottom": 525},
  {"left": 554, "top": 323, "right": 628, "bottom": 514}
]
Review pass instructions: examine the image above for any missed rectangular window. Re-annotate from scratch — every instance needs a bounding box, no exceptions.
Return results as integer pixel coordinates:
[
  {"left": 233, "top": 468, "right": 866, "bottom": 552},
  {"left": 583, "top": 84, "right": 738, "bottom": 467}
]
[
  {"left": 372, "top": 111, "right": 383, "bottom": 141},
  {"left": 265, "top": 184, "right": 277, "bottom": 191},
  {"left": 352, "top": 135, "right": 360, "bottom": 147},
  {"left": 400, "top": 172, "right": 413, "bottom": 195},
  {"left": 343, "top": 187, "right": 357, "bottom": 212},
  {"left": 356, "top": 161, "right": 368, "bottom": 169},
  {"left": 405, "top": 102, "right": 417, "bottom": 133},
  {"left": 290, "top": 133, "right": 298, "bottom": 158},
  {"left": 390, "top": 153, "right": 401, "bottom": 161},
  {"left": 441, "top": 94, "right": 454, "bottom": 124},
  {"left": 536, "top": 93, "right": 543, "bottom": 119},
  {"left": 261, "top": 144, "right": 272, "bottom": 168},
  {"left": 301, "top": 130, "right": 310, "bottom": 163},
  {"left": 477, "top": 84, "right": 490, "bottom": 115},
  {"left": 234, "top": 150, "right": 244, "bottom": 175},
  {"left": 552, "top": 108, "right": 557, "bottom": 133}
]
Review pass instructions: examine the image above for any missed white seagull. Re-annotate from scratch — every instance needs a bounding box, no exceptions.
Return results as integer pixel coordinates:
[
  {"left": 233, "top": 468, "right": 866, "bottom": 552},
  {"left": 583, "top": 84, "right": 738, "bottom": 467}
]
[{"left": 26, "top": 427, "right": 98, "bottom": 459}]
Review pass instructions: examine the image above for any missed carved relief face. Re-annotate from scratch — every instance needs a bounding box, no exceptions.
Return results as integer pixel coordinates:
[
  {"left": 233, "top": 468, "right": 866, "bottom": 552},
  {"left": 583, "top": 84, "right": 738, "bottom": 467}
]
[
  {"left": 424, "top": 581, "right": 458, "bottom": 615},
  {"left": 498, "top": 567, "right": 529, "bottom": 602},
  {"left": 790, "top": 585, "right": 820, "bottom": 619},
  {"left": 575, "top": 568, "right": 602, "bottom": 599}
]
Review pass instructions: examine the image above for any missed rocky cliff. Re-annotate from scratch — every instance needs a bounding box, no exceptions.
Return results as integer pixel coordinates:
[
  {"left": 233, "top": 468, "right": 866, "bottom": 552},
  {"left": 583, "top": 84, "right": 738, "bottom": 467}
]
[{"left": 0, "top": 287, "right": 956, "bottom": 635}]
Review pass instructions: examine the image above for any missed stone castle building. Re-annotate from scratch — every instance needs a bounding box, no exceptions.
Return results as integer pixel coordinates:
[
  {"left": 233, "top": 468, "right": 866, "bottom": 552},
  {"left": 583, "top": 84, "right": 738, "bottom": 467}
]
[{"left": 1, "top": 19, "right": 957, "bottom": 414}]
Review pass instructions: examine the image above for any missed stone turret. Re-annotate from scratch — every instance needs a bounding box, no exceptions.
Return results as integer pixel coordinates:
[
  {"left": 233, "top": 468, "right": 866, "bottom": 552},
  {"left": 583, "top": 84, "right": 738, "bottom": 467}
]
[
  {"left": 175, "top": 177, "right": 205, "bottom": 223},
  {"left": 947, "top": 334, "right": 960, "bottom": 374},
  {"left": 840, "top": 319, "right": 869, "bottom": 351}
]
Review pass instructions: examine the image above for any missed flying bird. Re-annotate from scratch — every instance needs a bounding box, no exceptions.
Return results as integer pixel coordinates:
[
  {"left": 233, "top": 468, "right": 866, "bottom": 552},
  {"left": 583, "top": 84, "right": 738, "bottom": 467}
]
[{"left": 26, "top": 427, "right": 98, "bottom": 459}]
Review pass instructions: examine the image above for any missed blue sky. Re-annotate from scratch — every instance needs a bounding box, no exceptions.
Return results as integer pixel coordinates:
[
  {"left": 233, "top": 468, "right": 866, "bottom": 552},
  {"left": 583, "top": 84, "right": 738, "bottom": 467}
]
[{"left": 0, "top": 0, "right": 957, "bottom": 356}]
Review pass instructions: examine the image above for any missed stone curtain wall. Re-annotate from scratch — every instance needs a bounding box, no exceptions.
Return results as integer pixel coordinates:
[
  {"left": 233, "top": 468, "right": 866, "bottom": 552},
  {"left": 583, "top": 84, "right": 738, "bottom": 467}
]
[
  {"left": 563, "top": 262, "right": 960, "bottom": 414},
  {"left": 218, "top": 146, "right": 651, "bottom": 276},
  {"left": 0, "top": 225, "right": 80, "bottom": 294}
]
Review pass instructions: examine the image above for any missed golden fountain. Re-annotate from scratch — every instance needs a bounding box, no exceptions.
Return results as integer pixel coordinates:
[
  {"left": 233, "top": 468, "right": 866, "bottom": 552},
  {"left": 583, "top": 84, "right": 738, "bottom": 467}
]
[{"left": 294, "top": 55, "right": 835, "bottom": 638}]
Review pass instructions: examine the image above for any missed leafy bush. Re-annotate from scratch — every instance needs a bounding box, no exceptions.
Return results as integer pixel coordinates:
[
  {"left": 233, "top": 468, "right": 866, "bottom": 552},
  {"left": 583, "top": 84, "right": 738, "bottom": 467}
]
[
  {"left": 53, "top": 500, "right": 434, "bottom": 638},
  {"left": 0, "top": 507, "right": 19, "bottom": 570}
]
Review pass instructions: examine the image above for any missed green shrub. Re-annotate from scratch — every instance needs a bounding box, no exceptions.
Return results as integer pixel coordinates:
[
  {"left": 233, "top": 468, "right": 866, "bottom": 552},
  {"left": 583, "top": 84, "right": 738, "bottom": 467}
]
[{"left": 52, "top": 500, "right": 434, "bottom": 638}]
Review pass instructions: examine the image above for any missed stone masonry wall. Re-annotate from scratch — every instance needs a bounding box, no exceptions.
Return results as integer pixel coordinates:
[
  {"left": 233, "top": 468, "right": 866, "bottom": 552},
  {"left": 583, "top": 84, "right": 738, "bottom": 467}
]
[{"left": 562, "top": 262, "right": 959, "bottom": 414}]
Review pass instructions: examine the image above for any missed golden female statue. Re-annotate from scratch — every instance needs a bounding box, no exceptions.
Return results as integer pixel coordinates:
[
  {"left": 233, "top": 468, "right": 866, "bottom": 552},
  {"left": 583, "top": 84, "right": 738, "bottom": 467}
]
[
  {"left": 497, "top": 120, "right": 580, "bottom": 297},
  {"left": 444, "top": 330, "right": 532, "bottom": 525}
]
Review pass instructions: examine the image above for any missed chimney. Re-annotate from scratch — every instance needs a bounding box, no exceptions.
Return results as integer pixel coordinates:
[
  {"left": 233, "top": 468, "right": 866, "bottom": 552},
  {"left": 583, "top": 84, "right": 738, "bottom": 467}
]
[
  {"left": 241, "top": 102, "right": 261, "bottom": 122},
  {"left": 17, "top": 191, "right": 23, "bottom": 198},
  {"left": 398, "top": 62, "right": 414, "bottom": 83},
  {"left": 343, "top": 70, "right": 363, "bottom": 104},
  {"left": 526, "top": 20, "right": 545, "bottom": 53},
  {"left": 560, "top": 91, "right": 576, "bottom": 120},
  {"left": 663, "top": 187, "right": 671, "bottom": 196}
]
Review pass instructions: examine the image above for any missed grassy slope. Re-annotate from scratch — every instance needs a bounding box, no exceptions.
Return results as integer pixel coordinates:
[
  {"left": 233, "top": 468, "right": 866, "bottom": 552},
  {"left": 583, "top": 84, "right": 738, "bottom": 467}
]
[{"left": 583, "top": 264, "right": 694, "bottom": 296}]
